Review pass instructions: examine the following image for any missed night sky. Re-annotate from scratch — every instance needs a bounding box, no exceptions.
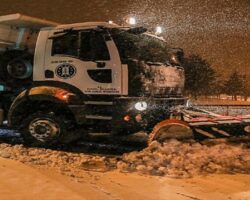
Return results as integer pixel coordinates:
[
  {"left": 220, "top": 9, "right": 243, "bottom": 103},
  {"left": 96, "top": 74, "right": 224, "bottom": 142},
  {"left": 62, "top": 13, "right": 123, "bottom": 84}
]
[{"left": 0, "top": 0, "right": 249, "bottom": 77}]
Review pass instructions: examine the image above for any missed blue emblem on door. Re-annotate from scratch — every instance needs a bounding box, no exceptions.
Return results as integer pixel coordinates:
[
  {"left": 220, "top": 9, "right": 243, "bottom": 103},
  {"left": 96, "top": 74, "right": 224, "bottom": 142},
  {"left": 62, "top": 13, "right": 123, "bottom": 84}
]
[{"left": 55, "top": 63, "right": 76, "bottom": 79}]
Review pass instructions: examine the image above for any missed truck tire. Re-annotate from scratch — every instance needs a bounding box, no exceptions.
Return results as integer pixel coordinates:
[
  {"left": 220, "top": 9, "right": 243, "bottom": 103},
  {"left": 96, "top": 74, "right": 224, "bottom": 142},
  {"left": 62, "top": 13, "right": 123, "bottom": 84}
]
[
  {"left": 148, "top": 119, "right": 193, "bottom": 144},
  {"left": 19, "top": 112, "right": 67, "bottom": 147},
  {"left": 0, "top": 50, "right": 32, "bottom": 84}
]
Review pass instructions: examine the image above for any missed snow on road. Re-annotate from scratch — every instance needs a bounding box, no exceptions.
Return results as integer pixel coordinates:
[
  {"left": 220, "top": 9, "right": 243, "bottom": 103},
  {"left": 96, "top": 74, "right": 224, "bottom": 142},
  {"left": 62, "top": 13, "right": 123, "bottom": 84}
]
[
  {"left": 0, "top": 140, "right": 249, "bottom": 200},
  {"left": 0, "top": 139, "right": 249, "bottom": 178}
]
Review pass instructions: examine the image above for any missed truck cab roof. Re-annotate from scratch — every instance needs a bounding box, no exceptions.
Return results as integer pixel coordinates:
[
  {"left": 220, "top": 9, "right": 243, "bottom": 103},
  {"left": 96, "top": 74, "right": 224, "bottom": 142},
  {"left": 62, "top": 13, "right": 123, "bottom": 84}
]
[{"left": 55, "top": 22, "right": 121, "bottom": 30}]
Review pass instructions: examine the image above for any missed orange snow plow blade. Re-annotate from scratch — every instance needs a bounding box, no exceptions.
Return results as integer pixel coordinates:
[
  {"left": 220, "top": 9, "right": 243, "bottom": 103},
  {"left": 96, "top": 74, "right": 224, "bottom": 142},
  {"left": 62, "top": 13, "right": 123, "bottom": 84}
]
[{"left": 149, "top": 119, "right": 194, "bottom": 143}]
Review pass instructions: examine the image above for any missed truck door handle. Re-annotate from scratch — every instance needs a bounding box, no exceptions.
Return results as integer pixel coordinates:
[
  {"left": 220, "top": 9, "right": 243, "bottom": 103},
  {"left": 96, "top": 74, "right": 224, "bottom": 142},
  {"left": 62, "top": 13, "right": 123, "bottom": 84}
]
[{"left": 96, "top": 62, "right": 106, "bottom": 68}]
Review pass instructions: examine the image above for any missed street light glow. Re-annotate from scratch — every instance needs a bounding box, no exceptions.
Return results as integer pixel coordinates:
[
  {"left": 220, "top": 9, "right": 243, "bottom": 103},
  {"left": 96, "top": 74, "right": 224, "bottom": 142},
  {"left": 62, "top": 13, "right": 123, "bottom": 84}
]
[
  {"left": 127, "top": 17, "right": 136, "bottom": 25},
  {"left": 155, "top": 26, "right": 163, "bottom": 35}
]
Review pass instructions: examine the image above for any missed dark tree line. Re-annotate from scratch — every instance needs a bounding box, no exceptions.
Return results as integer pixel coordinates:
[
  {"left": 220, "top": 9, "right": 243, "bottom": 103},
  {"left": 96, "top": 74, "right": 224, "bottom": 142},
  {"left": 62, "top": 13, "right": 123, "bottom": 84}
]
[{"left": 182, "top": 54, "right": 250, "bottom": 100}]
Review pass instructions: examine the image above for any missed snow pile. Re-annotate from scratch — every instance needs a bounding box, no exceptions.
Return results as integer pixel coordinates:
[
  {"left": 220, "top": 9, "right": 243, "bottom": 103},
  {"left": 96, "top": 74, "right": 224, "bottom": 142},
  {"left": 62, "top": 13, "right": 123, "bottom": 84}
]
[
  {"left": 117, "top": 140, "right": 250, "bottom": 178},
  {"left": 0, "top": 140, "right": 249, "bottom": 179},
  {"left": 0, "top": 143, "right": 117, "bottom": 179}
]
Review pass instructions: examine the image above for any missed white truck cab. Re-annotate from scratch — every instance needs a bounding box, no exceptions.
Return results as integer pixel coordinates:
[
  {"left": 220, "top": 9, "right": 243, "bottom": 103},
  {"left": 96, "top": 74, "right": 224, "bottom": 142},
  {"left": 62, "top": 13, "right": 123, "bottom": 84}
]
[
  {"left": 33, "top": 22, "right": 185, "bottom": 98},
  {"left": 34, "top": 22, "right": 128, "bottom": 95},
  {"left": 0, "top": 14, "right": 186, "bottom": 146}
]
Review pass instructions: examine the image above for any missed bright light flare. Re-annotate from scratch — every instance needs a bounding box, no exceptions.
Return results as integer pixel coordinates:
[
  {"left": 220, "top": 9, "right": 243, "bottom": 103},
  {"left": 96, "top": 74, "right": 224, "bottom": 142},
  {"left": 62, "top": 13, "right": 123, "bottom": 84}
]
[
  {"left": 124, "top": 115, "right": 130, "bottom": 121},
  {"left": 134, "top": 101, "right": 148, "bottom": 111},
  {"left": 127, "top": 17, "right": 136, "bottom": 25},
  {"left": 155, "top": 26, "right": 163, "bottom": 35}
]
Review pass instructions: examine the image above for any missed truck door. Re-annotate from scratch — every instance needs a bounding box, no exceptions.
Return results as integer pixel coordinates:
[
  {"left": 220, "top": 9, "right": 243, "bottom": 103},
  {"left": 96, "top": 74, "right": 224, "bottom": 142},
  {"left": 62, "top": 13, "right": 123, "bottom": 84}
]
[{"left": 44, "top": 29, "right": 124, "bottom": 95}]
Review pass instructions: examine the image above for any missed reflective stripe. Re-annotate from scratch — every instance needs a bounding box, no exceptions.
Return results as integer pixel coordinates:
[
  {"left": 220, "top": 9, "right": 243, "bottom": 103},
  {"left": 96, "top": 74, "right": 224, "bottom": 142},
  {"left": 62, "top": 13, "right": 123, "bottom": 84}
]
[
  {"left": 211, "top": 127, "right": 230, "bottom": 137},
  {"left": 189, "top": 122, "right": 217, "bottom": 126},
  {"left": 217, "top": 120, "right": 241, "bottom": 124},
  {"left": 195, "top": 128, "right": 215, "bottom": 138}
]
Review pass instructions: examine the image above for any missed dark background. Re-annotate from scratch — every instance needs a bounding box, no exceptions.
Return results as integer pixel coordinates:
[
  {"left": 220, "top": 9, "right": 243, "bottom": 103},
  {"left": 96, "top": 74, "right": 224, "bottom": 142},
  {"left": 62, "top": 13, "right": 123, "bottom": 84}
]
[{"left": 0, "top": 0, "right": 249, "bottom": 77}]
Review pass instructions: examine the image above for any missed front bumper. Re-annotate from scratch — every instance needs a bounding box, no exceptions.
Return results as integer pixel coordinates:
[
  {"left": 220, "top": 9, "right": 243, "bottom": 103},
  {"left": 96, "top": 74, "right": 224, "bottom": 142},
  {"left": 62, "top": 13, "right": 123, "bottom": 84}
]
[{"left": 112, "top": 97, "right": 187, "bottom": 134}]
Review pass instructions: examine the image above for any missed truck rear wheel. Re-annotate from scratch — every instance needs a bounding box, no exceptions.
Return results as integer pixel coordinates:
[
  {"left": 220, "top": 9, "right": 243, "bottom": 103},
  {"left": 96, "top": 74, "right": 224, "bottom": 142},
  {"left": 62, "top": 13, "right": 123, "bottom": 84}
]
[
  {"left": 148, "top": 119, "right": 193, "bottom": 144},
  {"left": 20, "top": 112, "right": 67, "bottom": 147}
]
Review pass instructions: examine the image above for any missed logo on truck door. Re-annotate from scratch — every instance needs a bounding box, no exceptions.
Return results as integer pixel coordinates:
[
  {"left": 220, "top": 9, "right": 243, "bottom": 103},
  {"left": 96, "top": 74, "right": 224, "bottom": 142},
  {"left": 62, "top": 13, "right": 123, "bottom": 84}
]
[{"left": 55, "top": 63, "right": 76, "bottom": 79}]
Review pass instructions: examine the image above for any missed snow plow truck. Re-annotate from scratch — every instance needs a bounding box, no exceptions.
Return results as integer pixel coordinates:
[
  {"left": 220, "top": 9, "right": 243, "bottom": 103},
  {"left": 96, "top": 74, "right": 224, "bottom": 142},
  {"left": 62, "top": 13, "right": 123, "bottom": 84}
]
[{"left": 0, "top": 14, "right": 249, "bottom": 146}]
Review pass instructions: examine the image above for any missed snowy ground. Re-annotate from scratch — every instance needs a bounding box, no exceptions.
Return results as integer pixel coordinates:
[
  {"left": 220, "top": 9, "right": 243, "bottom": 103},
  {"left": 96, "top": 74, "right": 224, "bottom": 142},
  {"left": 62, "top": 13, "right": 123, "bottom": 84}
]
[
  {"left": 0, "top": 140, "right": 249, "bottom": 200},
  {"left": 0, "top": 105, "right": 249, "bottom": 199},
  {"left": 0, "top": 140, "right": 249, "bottom": 178},
  {"left": 0, "top": 157, "right": 249, "bottom": 200}
]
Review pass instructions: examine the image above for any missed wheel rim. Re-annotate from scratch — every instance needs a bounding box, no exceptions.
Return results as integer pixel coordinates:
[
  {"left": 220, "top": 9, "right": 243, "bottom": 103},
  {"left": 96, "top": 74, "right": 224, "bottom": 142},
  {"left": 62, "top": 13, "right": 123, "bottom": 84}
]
[{"left": 29, "top": 118, "right": 60, "bottom": 142}]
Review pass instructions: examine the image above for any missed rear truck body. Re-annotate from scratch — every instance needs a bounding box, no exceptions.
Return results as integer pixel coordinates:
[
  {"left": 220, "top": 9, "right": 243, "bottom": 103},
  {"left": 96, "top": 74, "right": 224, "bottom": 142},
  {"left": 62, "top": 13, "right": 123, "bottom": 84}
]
[
  {"left": 0, "top": 14, "right": 58, "bottom": 119},
  {"left": 0, "top": 14, "right": 249, "bottom": 146}
]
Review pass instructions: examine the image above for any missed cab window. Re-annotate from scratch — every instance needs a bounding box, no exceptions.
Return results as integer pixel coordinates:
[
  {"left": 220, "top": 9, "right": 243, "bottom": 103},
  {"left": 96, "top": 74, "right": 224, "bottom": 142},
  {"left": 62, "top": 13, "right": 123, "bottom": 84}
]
[
  {"left": 112, "top": 30, "right": 170, "bottom": 63},
  {"left": 80, "top": 31, "right": 110, "bottom": 61},
  {"left": 51, "top": 30, "right": 110, "bottom": 61},
  {"left": 52, "top": 32, "right": 78, "bottom": 57}
]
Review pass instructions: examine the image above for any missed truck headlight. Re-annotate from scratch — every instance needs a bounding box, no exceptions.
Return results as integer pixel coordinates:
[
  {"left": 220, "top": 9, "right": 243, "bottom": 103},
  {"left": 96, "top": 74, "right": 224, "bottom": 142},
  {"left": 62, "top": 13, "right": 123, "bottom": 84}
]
[
  {"left": 134, "top": 101, "right": 148, "bottom": 111},
  {"left": 169, "top": 48, "right": 184, "bottom": 66}
]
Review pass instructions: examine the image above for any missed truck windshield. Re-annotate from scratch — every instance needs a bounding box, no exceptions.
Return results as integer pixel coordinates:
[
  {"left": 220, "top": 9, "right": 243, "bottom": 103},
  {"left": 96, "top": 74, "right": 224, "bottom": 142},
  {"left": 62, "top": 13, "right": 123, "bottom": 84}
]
[{"left": 111, "top": 30, "right": 170, "bottom": 63}]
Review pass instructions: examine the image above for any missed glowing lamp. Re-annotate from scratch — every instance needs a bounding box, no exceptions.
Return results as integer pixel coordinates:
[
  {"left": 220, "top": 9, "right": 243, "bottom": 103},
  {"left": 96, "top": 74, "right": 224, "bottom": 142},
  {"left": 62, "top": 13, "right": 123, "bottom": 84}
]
[
  {"left": 155, "top": 26, "right": 163, "bottom": 35},
  {"left": 134, "top": 101, "right": 148, "bottom": 111},
  {"left": 124, "top": 115, "right": 130, "bottom": 121},
  {"left": 127, "top": 17, "right": 136, "bottom": 25}
]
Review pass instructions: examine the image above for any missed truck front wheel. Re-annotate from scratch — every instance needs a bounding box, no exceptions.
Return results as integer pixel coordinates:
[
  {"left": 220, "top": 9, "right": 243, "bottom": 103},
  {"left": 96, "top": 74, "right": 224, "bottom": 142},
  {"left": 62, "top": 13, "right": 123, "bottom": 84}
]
[{"left": 20, "top": 112, "right": 66, "bottom": 147}]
